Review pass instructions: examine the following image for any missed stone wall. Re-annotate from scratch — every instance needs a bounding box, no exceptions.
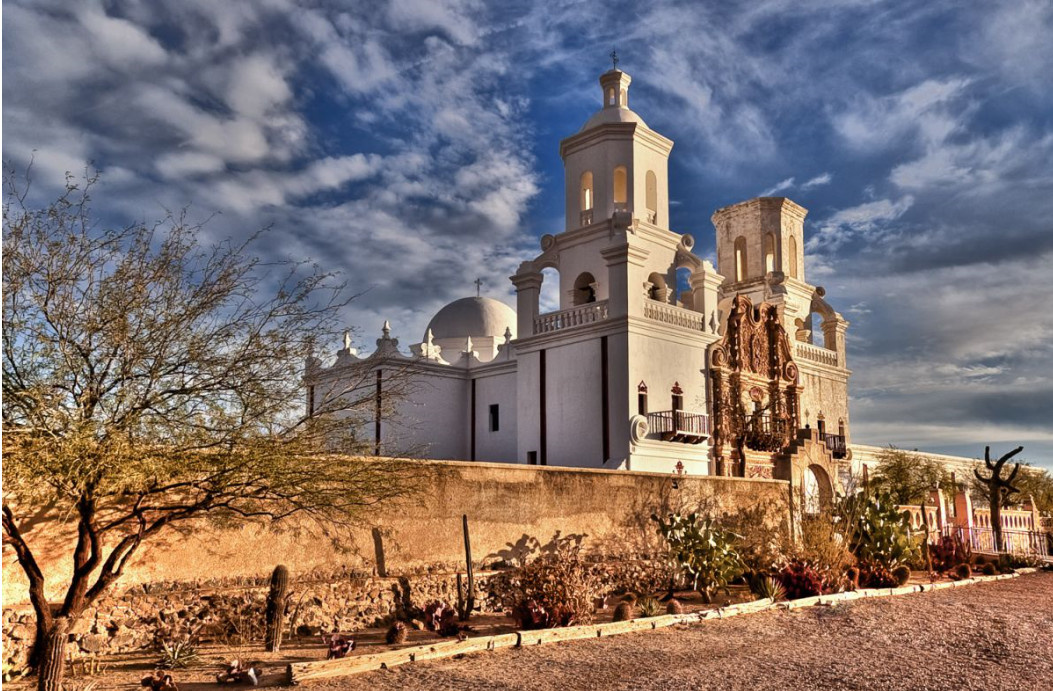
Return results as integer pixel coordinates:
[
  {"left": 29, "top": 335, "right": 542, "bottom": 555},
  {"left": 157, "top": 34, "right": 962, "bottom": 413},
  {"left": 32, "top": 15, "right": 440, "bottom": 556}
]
[{"left": 2, "top": 459, "right": 790, "bottom": 669}]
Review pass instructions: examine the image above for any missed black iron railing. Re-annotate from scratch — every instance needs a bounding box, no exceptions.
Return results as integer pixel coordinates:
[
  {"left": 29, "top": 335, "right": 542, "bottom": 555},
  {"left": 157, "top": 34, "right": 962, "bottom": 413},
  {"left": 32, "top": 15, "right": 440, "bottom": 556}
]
[{"left": 648, "top": 410, "right": 709, "bottom": 443}]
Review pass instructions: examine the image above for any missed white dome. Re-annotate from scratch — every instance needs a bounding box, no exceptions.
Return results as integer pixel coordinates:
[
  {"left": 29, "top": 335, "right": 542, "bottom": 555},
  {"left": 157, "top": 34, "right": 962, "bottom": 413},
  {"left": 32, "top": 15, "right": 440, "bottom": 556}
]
[
  {"left": 425, "top": 297, "right": 517, "bottom": 341},
  {"left": 580, "top": 106, "right": 648, "bottom": 131}
]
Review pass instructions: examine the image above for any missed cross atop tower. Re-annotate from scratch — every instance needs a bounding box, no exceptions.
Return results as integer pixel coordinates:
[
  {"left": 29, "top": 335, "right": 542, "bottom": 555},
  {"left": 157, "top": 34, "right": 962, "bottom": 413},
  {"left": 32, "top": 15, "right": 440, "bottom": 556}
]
[
  {"left": 474, "top": 278, "right": 483, "bottom": 297},
  {"left": 610, "top": 49, "right": 619, "bottom": 70}
]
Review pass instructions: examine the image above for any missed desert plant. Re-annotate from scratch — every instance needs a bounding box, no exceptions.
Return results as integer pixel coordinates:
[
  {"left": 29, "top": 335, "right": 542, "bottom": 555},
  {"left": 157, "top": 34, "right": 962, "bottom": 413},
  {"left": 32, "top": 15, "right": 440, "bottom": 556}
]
[
  {"left": 777, "top": 560, "right": 824, "bottom": 599},
  {"left": 423, "top": 601, "right": 459, "bottom": 636},
  {"left": 752, "top": 576, "right": 787, "bottom": 602},
  {"left": 385, "top": 621, "right": 408, "bottom": 645},
  {"left": 652, "top": 512, "right": 743, "bottom": 604},
  {"left": 929, "top": 534, "right": 972, "bottom": 573},
  {"left": 845, "top": 566, "right": 861, "bottom": 590},
  {"left": 842, "top": 492, "right": 919, "bottom": 568},
  {"left": 264, "top": 565, "right": 290, "bottom": 653},
  {"left": 156, "top": 637, "right": 199, "bottom": 670},
  {"left": 891, "top": 564, "right": 911, "bottom": 586},
  {"left": 507, "top": 544, "right": 602, "bottom": 629},
  {"left": 666, "top": 599, "right": 683, "bottom": 615},
  {"left": 612, "top": 602, "right": 634, "bottom": 622},
  {"left": 981, "top": 563, "right": 997, "bottom": 576},
  {"left": 637, "top": 596, "right": 662, "bottom": 618},
  {"left": 954, "top": 563, "right": 972, "bottom": 580},
  {"left": 858, "top": 560, "right": 897, "bottom": 588}
]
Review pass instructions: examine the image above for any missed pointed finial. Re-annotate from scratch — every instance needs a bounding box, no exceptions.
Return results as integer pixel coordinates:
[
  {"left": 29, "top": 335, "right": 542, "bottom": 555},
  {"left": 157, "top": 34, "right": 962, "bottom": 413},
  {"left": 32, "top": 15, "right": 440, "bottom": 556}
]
[
  {"left": 504, "top": 326, "right": 512, "bottom": 344},
  {"left": 382, "top": 320, "right": 391, "bottom": 339},
  {"left": 474, "top": 277, "right": 483, "bottom": 297},
  {"left": 425, "top": 328, "right": 434, "bottom": 345},
  {"left": 343, "top": 330, "right": 352, "bottom": 350},
  {"left": 610, "top": 48, "right": 619, "bottom": 70},
  {"left": 465, "top": 335, "right": 474, "bottom": 352}
]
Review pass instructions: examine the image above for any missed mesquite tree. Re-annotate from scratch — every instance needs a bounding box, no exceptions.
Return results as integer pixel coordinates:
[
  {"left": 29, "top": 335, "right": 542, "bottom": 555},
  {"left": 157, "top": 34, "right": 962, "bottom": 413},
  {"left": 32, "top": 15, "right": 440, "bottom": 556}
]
[
  {"left": 2, "top": 171, "right": 416, "bottom": 691},
  {"left": 973, "top": 446, "right": 1024, "bottom": 553}
]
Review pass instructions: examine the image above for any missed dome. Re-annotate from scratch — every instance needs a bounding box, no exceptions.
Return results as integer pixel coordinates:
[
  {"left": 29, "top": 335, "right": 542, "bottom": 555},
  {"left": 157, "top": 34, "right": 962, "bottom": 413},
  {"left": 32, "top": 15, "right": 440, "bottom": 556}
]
[
  {"left": 580, "top": 106, "right": 648, "bottom": 132},
  {"left": 425, "top": 297, "right": 517, "bottom": 342}
]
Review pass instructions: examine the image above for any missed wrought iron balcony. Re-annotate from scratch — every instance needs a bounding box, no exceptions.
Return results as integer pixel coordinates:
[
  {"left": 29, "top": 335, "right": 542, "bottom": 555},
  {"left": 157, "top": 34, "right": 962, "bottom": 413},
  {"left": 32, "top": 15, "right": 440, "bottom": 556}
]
[
  {"left": 825, "top": 433, "right": 847, "bottom": 459},
  {"left": 647, "top": 410, "right": 709, "bottom": 444},
  {"left": 741, "top": 414, "right": 788, "bottom": 452}
]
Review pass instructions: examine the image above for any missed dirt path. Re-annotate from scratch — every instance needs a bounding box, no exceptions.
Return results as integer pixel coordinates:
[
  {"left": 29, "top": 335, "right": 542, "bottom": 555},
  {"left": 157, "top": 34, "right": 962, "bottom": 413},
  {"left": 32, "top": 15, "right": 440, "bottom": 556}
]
[{"left": 320, "top": 572, "right": 1053, "bottom": 691}]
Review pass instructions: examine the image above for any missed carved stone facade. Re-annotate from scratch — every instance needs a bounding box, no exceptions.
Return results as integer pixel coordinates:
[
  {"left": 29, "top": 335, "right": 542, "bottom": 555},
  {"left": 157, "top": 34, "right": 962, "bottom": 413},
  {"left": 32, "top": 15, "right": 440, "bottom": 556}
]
[{"left": 709, "top": 295, "right": 802, "bottom": 478}]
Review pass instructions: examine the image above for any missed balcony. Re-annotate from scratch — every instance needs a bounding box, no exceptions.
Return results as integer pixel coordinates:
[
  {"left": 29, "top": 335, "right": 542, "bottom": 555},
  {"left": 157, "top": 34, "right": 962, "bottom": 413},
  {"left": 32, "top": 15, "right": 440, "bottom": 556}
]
[
  {"left": 533, "top": 300, "right": 609, "bottom": 335},
  {"left": 648, "top": 410, "right": 709, "bottom": 444},
  {"left": 824, "top": 433, "right": 847, "bottom": 459},
  {"left": 742, "top": 414, "right": 788, "bottom": 452}
]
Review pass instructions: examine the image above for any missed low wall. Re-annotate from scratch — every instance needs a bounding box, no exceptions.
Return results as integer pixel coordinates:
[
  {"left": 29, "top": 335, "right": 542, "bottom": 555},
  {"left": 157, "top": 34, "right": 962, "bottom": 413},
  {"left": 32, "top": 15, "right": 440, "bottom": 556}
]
[
  {"left": 2, "top": 459, "right": 790, "bottom": 668},
  {"left": 3, "top": 459, "right": 790, "bottom": 605}
]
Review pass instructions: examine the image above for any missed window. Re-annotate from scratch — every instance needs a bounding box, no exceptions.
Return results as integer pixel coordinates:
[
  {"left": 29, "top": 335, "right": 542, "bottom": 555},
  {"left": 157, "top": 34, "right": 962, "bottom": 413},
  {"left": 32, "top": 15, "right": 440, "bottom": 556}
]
[
  {"left": 789, "top": 235, "right": 799, "bottom": 278},
  {"left": 671, "top": 382, "right": 684, "bottom": 412},
  {"left": 527, "top": 451, "right": 537, "bottom": 465},
  {"left": 580, "top": 171, "right": 593, "bottom": 211},
  {"left": 645, "top": 170, "right": 657, "bottom": 223},
  {"left": 817, "top": 415, "right": 826, "bottom": 441},
  {"left": 619, "top": 88, "right": 627, "bottom": 106},
  {"left": 613, "top": 166, "right": 628, "bottom": 205},
  {"left": 637, "top": 381, "right": 648, "bottom": 415},
  {"left": 308, "top": 385, "right": 315, "bottom": 417},
  {"left": 734, "top": 236, "right": 748, "bottom": 281},
  {"left": 607, "top": 87, "right": 616, "bottom": 106},
  {"left": 764, "top": 233, "right": 775, "bottom": 273},
  {"left": 489, "top": 404, "right": 500, "bottom": 432}
]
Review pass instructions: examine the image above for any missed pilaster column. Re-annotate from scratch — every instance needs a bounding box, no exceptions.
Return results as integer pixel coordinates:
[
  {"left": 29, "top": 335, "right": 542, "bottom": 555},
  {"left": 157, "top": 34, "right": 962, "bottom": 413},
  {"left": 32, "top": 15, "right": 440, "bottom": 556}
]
[
  {"left": 510, "top": 264, "right": 544, "bottom": 338},
  {"left": 821, "top": 315, "right": 850, "bottom": 367},
  {"left": 601, "top": 241, "right": 650, "bottom": 318}
]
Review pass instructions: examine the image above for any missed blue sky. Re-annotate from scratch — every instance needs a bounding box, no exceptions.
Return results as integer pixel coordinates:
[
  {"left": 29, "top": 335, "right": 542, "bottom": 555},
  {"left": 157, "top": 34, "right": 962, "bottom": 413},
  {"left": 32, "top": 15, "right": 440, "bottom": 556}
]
[{"left": 4, "top": 0, "right": 1052, "bottom": 469}]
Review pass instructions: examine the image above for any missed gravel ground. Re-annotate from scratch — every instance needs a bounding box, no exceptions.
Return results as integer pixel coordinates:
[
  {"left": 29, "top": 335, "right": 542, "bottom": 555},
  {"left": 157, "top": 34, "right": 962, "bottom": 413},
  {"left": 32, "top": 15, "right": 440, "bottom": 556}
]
[{"left": 321, "top": 572, "right": 1053, "bottom": 691}]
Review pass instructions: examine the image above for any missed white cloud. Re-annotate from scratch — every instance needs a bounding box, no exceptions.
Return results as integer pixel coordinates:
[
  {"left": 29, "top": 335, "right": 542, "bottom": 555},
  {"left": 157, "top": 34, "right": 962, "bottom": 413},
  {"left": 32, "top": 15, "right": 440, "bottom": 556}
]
[
  {"left": 760, "top": 177, "right": 795, "bottom": 196},
  {"left": 801, "top": 172, "right": 832, "bottom": 189},
  {"left": 808, "top": 196, "right": 914, "bottom": 250}
]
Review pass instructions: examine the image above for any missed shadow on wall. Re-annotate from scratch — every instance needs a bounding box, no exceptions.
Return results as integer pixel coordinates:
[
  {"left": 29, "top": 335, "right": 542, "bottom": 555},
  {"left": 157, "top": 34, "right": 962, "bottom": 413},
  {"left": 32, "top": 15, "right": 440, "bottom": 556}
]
[{"left": 485, "top": 531, "right": 588, "bottom": 567}]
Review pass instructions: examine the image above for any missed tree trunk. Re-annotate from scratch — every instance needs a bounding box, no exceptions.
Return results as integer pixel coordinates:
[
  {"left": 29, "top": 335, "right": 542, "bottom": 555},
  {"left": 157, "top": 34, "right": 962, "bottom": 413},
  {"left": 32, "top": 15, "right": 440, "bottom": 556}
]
[
  {"left": 265, "top": 565, "right": 289, "bottom": 652},
  {"left": 37, "top": 617, "right": 69, "bottom": 691}
]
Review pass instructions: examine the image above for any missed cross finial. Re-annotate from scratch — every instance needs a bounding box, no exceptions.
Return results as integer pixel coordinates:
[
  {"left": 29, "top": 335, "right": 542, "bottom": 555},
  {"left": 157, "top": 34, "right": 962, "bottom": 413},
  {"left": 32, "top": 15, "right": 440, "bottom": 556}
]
[
  {"left": 474, "top": 277, "right": 483, "bottom": 297},
  {"left": 610, "top": 49, "right": 619, "bottom": 70}
]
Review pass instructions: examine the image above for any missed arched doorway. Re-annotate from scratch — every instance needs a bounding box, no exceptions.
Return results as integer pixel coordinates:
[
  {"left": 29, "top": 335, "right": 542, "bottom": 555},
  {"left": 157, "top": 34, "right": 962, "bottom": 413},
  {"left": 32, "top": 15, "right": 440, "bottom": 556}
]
[{"left": 803, "top": 464, "right": 833, "bottom": 514}]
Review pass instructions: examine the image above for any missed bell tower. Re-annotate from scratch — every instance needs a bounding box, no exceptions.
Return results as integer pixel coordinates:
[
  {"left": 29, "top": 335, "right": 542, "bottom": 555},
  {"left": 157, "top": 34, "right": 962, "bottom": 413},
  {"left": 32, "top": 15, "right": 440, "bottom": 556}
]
[{"left": 559, "top": 68, "right": 673, "bottom": 233}]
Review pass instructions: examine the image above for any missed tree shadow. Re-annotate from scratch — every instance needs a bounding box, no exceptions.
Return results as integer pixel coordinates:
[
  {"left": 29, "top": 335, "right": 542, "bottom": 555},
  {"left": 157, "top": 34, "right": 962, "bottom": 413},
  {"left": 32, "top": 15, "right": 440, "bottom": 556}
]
[{"left": 484, "top": 530, "right": 587, "bottom": 567}]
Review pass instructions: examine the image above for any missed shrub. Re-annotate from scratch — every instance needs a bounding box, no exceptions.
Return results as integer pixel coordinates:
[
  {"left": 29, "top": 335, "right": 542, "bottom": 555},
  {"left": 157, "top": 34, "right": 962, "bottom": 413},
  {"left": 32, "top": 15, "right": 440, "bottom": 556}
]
[
  {"left": 612, "top": 601, "right": 634, "bottom": 622},
  {"left": 385, "top": 621, "right": 408, "bottom": 645},
  {"left": 843, "top": 492, "right": 918, "bottom": 568},
  {"left": 998, "top": 553, "right": 1041, "bottom": 571},
  {"left": 858, "top": 560, "right": 897, "bottom": 588},
  {"left": 666, "top": 599, "right": 683, "bottom": 615},
  {"left": 777, "top": 560, "right": 824, "bottom": 599},
  {"left": 790, "top": 514, "right": 856, "bottom": 587},
  {"left": 892, "top": 565, "right": 911, "bottom": 587},
  {"left": 652, "top": 512, "right": 743, "bottom": 604},
  {"left": 637, "top": 596, "right": 662, "bottom": 618},
  {"left": 153, "top": 620, "right": 201, "bottom": 669},
  {"left": 929, "top": 534, "right": 971, "bottom": 573},
  {"left": 423, "top": 601, "right": 459, "bottom": 636},
  {"left": 954, "top": 563, "right": 972, "bottom": 580},
  {"left": 981, "top": 563, "right": 997, "bottom": 576},
  {"left": 507, "top": 544, "right": 602, "bottom": 630}
]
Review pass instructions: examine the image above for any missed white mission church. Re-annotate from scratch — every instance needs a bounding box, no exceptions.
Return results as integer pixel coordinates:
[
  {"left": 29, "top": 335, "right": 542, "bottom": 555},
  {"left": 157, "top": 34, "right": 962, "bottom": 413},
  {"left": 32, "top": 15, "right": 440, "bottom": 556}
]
[{"left": 306, "top": 67, "right": 860, "bottom": 501}]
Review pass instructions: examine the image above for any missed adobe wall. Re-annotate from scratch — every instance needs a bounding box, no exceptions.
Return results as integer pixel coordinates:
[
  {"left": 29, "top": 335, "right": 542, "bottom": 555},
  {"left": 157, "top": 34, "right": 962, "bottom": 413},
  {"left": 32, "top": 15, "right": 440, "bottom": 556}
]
[{"left": 2, "top": 459, "right": 791, "bottom": 606}]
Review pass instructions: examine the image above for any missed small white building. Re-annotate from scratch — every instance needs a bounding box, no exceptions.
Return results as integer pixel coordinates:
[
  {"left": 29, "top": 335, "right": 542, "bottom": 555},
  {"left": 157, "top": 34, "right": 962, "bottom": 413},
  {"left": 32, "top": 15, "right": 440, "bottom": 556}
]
[{"left": 307, "top": 68, "right": 853, "bottom": 496}]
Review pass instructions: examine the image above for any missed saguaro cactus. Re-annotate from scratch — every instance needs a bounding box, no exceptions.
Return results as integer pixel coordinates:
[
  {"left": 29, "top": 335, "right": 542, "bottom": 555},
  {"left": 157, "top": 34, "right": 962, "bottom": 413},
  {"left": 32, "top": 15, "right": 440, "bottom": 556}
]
[
  {"left": 39, "top": 617, "right": 69, "bottom": 691},
  {"left": 974, "top": 446, "right": 1023, "bottom": 553},
  {"left": 265, "top": 565, "right": 290, "bottom": 652}
]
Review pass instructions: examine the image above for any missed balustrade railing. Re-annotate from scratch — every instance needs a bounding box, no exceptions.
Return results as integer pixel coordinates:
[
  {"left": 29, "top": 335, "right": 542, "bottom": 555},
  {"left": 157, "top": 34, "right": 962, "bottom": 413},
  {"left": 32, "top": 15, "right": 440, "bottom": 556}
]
[
  {"left": 943, "top": 525, "right": 1049, "bottom": 558},
  {"left": 825, "top": 433, "right": 847, "bottom": 459},
  {"left": 643, "top": 301, "right": 707, "bottom": 332},
  {"left": 795, "top": 341, "right": 839, "bottom": 367},
  {"left": 648, "top": 410, "right": 709, "bottom": 443},
  {"left": 533, "top": 300, "right": 609, "bottom": 335}
]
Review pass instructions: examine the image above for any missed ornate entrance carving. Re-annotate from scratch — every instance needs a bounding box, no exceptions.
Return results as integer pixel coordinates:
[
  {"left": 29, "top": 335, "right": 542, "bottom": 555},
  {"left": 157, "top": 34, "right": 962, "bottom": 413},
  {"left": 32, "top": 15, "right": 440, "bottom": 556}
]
[{"left": 709, "top": 295, "right": 801, "bottom": 477}]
